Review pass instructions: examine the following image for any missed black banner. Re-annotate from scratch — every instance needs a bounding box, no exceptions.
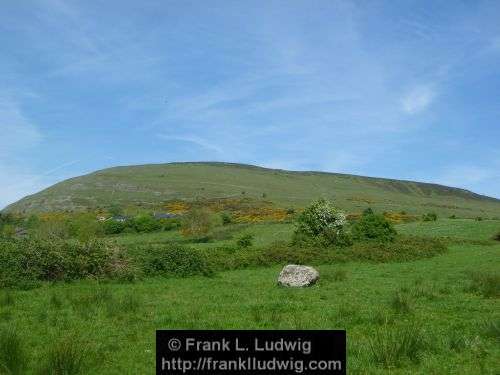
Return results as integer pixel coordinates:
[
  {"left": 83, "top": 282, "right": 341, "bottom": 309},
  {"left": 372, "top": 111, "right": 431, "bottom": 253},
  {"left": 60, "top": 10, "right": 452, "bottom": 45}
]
[{"left": 156, "top": 330, "right": 346, "bottom": 374}]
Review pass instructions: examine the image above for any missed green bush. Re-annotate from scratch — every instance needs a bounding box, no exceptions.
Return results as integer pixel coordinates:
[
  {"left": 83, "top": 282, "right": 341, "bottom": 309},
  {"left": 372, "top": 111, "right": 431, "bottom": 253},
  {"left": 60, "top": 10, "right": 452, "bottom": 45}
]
[
  {"left": 236, "top": 234, "right": 254, "bottom": 248},
  {"left": 68, "top": 214, "right": 104, "bottom": 242},
  {"left": 220, "top": 212, "right": 232, "bottom": 226},
  {"left": 144, "top": 244, "right": 213, "bottom": 277},
  {"left": 351, "top": 211, "right": 397, "bottom": 243},
  {"left": 181, "top": 208, "right": 214, "bottom": 239},
  {"left": 363, "top": 207, "right": 374, "bottom": 216},
  {"left": 0, "top": 238, "right": 136, "bottom": 288},
  {"left": 158, "top": 218, "right": 181, "bottom": 231},
  {"left": 133, "top": 215, "right": 161, "bottom": 233},
  {"left": 103, "top": 220, "right": 126, "bottom": 235},
  {"left": 293, "top": 198, "right": 349, "bottom": 247},
  {"left": 493, "top": 231, "right": 500, "bottom": 242},
  {"left": 422, "top": 212, "right": 438, "bottom": 222},
  {"left": 205, "top": 236, "right": 447, "bottom": 271}
]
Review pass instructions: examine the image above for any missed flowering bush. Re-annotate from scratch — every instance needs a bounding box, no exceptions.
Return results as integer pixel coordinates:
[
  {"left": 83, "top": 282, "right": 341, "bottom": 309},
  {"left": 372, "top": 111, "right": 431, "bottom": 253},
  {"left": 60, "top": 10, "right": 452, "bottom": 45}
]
[{"left": 293, "top": 199, "right": 350, "bottom": 246}]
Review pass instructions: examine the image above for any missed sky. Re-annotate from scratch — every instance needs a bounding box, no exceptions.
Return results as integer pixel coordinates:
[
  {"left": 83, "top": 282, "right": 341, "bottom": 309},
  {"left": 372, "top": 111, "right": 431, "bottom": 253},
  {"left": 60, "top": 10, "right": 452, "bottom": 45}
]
[{"left": 1, "top": 0, "right": 500, "bottom": 209}]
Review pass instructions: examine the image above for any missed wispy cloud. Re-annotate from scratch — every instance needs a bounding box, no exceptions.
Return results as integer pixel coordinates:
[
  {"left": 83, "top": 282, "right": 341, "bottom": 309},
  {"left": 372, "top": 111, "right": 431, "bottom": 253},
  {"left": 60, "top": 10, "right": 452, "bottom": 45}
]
[
  {"left": 157, "top": 134, "right": 224, "bottom": 155},
  {"left": 401, "top": 85, "right": 436, "bottom": 115},
  {"left": 0, "top": 96, "right": 42, "bottom": 155}
]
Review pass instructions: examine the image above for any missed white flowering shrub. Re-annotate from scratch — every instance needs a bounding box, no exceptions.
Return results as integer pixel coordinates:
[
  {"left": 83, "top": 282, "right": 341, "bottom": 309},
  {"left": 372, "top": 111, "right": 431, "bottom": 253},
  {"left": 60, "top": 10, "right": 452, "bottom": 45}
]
[{"left": 293, "top": 199, "right": 351, "bottom": 246}]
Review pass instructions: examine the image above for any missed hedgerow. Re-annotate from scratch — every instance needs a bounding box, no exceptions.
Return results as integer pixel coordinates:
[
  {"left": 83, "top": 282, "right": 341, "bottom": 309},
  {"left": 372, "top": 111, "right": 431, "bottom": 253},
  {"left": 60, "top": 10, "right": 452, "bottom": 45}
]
[{"left": 0, "top": 238, "right": 137, "bottom": 288}]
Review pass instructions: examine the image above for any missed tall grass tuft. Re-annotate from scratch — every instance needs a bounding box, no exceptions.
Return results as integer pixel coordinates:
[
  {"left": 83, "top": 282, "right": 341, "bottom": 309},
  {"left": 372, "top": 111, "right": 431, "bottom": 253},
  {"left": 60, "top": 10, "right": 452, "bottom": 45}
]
[
  {"left": 105, "top": 293, "right": 141, "bottom": 318},
  {"left": 49, "top": 293, "right": 63, "bottom": 309},
  {"left": 390, "top": 291, "right": 412, "bottom": 314},
  {"left": 0, "top": 291, "right": 15, "bottom": 307},
  {"left": 369, "top": 322, "right": 427, "bottom": 368},
  {"left": 333, "top": 269, "right": 347, "bottom": 281},
  {"left": 0, "top": 327, "right": 27, "bottom": 375},
  {"left": 482, "top": 319, "right": 500, "bottom": 342},
  {"left": 467, "top": 271, "right": 500, "bottom": 298},
  {"left": 37, "top": 336, "right": 87, "bottom": 375}
]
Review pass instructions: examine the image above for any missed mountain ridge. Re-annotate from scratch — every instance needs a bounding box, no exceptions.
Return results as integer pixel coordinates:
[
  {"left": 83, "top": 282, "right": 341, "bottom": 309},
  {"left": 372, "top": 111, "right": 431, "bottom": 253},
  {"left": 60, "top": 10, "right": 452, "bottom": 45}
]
[{"left": 4, "top": 162, "right": 500, "bottom": 217}]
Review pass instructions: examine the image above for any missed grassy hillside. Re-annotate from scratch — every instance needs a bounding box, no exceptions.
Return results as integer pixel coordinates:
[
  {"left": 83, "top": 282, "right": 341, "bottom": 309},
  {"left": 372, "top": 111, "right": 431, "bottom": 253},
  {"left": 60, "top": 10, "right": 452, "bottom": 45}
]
[{"left": 5, "top": 162, "right": 500, "bottom": 217}]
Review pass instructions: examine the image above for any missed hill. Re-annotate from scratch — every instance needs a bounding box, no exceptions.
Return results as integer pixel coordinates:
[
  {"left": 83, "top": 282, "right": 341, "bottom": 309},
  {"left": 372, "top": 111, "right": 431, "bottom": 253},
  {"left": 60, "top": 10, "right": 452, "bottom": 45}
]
[{"left": 4, "top": 162, "right": 500, "bottom": 217}]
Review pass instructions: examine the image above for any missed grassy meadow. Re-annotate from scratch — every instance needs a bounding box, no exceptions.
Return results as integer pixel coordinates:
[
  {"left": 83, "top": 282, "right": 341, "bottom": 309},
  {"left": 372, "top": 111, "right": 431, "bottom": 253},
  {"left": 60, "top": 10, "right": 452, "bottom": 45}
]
[{"left": 0, "top": 217, "right": 499, "bottom": 374}]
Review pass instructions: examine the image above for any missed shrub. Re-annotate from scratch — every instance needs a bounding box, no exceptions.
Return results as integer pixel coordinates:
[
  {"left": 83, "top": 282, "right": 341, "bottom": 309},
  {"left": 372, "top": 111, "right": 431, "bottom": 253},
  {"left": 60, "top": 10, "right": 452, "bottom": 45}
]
[
  {"left": 493, "top": 231, "right": 500, "bottom": 242},
  {"left": 363, "top": 207, "right": 374, "bottom": 216},
  {"left": 475, "top": 216, "right": 483, "bottom": 221},
  {"left": 0, "top": 238, "right": 136, "bottom": 288},
  {"left": 351, "top": 211, "right": 397, "bottom": 243},
  {"left": 68, "top": 214, "right": 104, "bottom": 242},
  {"left": 0, "top": 327, "right": 26, "bottom": 375},
  {"left": 236, "top": 234, "right": 254, "bottom": 248},
  {"left": 158, "top": 218, "right": 181, "bottom": 231},
  {"left": 33, "top": 219, "right": 71, "bottom": 240},
  {"left": 293, "top": 199, "right": 349, "bottom": 247},
  {"left": 422, "top": 212, "right": 438, "bottom": 222},
  {"left": 144, "top": 244, "right": 213, "bottom": 277},
  {"left": 1, "top": 225, "right": 16, "bottom": 239},
  {"left": 108, "top": 204, "right": 123, "bottom": 217},
  {"left": 220, "top": 212, "right": 232, "bottom": 226},
  {"left": 181, "top": 208, "right": 214, "bottom": 239},
  {"left": 133, "top": 214, "right": 161, "bottom": 233},
  {"left": 449, "top": 214, "right": 457, "bottom": 219},
  {"left": 103, "top": 219, "right": 126, "bottom": 234}
]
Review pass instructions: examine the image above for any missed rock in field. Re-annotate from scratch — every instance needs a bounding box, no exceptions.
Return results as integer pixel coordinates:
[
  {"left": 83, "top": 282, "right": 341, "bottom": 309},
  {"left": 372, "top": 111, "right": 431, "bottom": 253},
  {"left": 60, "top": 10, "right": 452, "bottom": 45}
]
[{"left": 278, "top": 265, "right": 319, "bottom": 287}]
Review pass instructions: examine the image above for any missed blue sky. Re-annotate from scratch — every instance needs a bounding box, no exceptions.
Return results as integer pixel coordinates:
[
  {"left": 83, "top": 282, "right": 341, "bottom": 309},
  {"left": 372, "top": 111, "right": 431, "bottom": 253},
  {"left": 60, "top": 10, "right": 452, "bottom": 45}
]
[{"left": 1, "top": 0, "right": 500, "bottom": 208}]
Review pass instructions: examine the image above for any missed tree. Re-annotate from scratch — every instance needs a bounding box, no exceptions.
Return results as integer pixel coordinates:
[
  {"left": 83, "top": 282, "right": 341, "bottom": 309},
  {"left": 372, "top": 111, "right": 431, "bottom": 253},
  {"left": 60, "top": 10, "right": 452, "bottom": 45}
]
[
  {"left": 293, "top": 198, "right": 350, "bottom": 246},
  {"left": 133, "top": 215, "right": 161, "bottom": 233},
  {"left": 181, "top": 208, "right": 213, "bottom": 239},
  {"left": 108, "top": 204, "right": 123, "bottom": 217}
]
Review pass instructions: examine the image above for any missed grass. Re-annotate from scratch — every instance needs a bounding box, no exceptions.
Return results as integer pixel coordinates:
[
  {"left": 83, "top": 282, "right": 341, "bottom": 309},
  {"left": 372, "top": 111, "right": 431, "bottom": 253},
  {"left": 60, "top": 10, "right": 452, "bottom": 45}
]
[
  {"left": 396, "top": 218, "right": 500, "bottom": 241},
  {"left": 6, "top": 162, "right": 500, "bottom": 218},
  {"left": 467, "top": 271, "right": 500, "bottom": 298},
  {"left": 0, "top": 218, "right": 498, "bottom": 373},
  {"left": 37, "top": 336, "right": 87, "bottom": 375},
  {"left": 369, "top": 322, "right": 427, "bottom": 368},
  {"left": 0, "top": 327, "right": 26, "bottom": 375}
]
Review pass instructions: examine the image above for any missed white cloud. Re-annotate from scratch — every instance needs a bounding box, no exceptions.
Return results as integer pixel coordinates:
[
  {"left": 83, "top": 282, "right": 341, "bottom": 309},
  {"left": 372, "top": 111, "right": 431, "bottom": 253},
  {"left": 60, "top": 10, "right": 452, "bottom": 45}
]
[{"left": 401, "top": 85, "right": 436, "bottom": 114}]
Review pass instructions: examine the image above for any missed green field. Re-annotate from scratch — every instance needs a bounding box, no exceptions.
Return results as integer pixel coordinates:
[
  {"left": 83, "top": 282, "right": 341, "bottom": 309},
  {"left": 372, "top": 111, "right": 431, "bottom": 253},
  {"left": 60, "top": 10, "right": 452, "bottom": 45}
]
[
  {"left": 1, "top": 219, "right": 499, "bottom": 374},
  {"left": 6, "top": 162, "right": 500, "bottom": 218}
]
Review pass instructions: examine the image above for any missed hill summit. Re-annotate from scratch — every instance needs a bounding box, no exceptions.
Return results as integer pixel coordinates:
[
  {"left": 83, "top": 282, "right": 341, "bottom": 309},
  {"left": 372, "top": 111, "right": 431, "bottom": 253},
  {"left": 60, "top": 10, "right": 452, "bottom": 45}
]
[{"left": 4, "top": 162, "right": 500, "bottom": 217}]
